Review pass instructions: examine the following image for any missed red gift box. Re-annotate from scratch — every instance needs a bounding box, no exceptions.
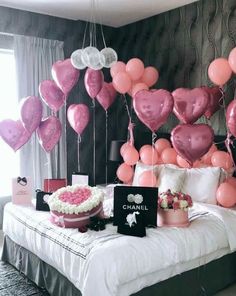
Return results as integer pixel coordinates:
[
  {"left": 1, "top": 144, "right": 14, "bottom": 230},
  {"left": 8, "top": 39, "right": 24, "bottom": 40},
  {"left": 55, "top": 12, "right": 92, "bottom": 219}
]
[{"left": 44, "top": 179, "right": 67, "bottom": 192}]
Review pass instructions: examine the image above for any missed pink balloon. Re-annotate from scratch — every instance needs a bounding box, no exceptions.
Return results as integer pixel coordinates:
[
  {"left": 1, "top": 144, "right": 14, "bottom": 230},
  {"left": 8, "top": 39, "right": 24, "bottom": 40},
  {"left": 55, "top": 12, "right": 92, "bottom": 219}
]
[
  {"left": 140, "top": 145, "right": 158, "bottom": 165},
  {"left": 138, "top": 170, "right": 157, "bottom": 187},
  {"left": 141, "top": 67, "right": 159, "bottom": 87},
  {"left": 226, "top": 99, "right": 236, "bottom": 137},
  {"left": 67, "top": 104, "right": 90, "bottom": 135},
  {"left": 52, "top": 59, "right": 80, "bottom": 95},
  {"left": 84, "top": 68, "right": 104, "bottom": 99},
  {"left": 177, "top": 155, "right": 191, "bottom": 168},
  {"left": 216, "top": 182, "right": 236, "bottom": 208},
  {"left": 161, "top": 148, "right": 177, "bottom": 165},
  {"left": 116, "top": 163, "right": 134, "bottom": 183},
  {"left": 201, "top": 144, "right": 218, "bottom": 165},
  {"left": 228, "top": 47, "right": 236, "bottom": 73},
  {"left": 20, "top": 96, "right": 43, "bottom": 133},
  {"left": 202, "top": 86, "right": 222, "bottom": 119},
  {"left": 172, "top": 88, "right": 209, "bottom": 124},
  {"left": 171, "top": 124, "right": 214, "bottom": 165},
  {"left": 126, "top": 58, "right": 145, "bottom": 81},
  {"left": 154, "top": 138, "right": 171, "bottom": 155},
  {"left": 112, "top": 72, "right": 132, "bottom": 94},
  {"left": 208, "top": 58, "right": 232, "bottom": 86},
  {"left": 131, "top": 82, "right": 148, "bottom": 97},
  {"left": 133, "top": 89, "right": 174, "bottom": 132},
  {"left": 123, "top": 146, "right": 139, "bottom": 165},
  {"left": 0, "top": 119, "right": 31, "bottom": 151},
  {"left": 39, "top": 80, "right": 66, "bottom": 113},
  {"left": 96, "top": 82, "right": 117, "bottom": 111},
  {"left": 211, "top": 151, "right": 232, "bottom": 171},
  {"left": 226, "top": 177, "right": 236, "bottom": 188},
  {"left": 37, "top": 116, "right": 62, "bottom": 152},
  {"left": 120, "top": 141, "right": 132, "bottom": 157},
  {"left": 110, "top": 61, "right": 126, "bottom": 78}
]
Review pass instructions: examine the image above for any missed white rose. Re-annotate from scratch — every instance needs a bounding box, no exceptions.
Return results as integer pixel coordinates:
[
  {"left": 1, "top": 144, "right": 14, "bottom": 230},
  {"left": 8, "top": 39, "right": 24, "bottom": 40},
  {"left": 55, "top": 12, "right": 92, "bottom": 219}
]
[
  {"left": 161, "top": 200, "right": 168, "bottom": 208},
  {"left": 180, "top": 200, "right": 188, "bottom": 209}
]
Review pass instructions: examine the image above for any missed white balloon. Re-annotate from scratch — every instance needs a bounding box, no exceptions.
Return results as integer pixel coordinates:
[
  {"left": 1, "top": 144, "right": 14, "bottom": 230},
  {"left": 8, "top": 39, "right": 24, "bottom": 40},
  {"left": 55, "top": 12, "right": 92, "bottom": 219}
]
[
  {"left": 71, "top": 49, "right": 87, "bottom": 70},
  {"left": 100, "top": 47, "right": 118, "bottom": 68},
  {"left": 82, "top": 46, "right": 103, "bottom": 69}
]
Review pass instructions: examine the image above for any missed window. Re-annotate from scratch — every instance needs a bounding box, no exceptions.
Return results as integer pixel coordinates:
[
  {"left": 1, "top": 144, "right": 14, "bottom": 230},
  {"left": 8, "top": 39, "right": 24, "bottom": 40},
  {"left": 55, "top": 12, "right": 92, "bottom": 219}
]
[{"left": 0, "top": 49, "right": 19, "bottom": 196}]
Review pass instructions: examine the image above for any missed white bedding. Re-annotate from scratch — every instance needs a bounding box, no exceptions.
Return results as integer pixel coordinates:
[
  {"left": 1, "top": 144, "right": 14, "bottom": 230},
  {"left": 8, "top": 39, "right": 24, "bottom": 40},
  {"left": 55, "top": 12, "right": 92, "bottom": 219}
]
[{"left": 3, "top": 201, "right": 236, "bottom": 296}]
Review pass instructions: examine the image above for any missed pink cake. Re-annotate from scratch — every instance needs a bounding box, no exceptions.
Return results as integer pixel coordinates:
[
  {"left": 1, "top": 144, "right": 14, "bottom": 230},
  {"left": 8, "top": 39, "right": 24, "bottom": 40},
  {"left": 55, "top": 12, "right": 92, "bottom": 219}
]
[{"left": 47, "top": 185, "right": 104, "bottom": 228}]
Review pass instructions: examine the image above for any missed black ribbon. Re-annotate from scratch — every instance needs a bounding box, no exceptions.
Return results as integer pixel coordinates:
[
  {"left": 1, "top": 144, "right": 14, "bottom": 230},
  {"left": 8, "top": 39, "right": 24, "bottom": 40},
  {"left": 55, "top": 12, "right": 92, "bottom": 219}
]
[{"left": 17, "top": 177, "right": 27, "bottom": 186}]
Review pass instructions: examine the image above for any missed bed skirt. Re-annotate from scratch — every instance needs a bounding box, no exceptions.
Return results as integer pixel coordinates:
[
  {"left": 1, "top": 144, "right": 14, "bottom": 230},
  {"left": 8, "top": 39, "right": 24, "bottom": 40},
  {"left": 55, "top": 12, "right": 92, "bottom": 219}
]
[{"left": 1, "top": 235, "right": 236, "bottom": 296}]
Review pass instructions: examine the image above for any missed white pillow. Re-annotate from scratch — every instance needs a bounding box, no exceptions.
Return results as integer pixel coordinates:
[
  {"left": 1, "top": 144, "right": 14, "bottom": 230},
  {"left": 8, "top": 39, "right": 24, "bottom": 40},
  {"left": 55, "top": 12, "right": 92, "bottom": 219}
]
[
  {"left": 158, "top": 166, "right": 186, "bottom": 194},
  {"left": 182, "top": 167, "right": 222, "bottom": 204},
  {"left": 132, "top": 162, "right": 164, "bottom": 186}
]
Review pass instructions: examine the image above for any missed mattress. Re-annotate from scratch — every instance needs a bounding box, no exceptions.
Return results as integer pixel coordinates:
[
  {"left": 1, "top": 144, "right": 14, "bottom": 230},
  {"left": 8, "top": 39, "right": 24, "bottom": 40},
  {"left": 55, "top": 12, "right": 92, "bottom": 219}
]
[{"left": 3, "top": 201, "right": 236, "bottom": 296}]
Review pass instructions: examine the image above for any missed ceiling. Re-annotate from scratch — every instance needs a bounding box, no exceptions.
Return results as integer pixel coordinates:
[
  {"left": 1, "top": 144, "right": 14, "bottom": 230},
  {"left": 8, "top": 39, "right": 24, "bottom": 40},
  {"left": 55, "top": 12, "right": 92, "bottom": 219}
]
[{"left": 0, "top": 0, "right": 199, "bottom": 28}]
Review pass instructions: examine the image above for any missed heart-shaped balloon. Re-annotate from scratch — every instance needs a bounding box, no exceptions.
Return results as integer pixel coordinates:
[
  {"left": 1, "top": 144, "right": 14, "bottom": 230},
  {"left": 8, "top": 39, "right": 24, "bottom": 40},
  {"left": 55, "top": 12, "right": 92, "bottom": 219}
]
[
  {"left": 37, "top": 116, "right": 62, "bottom": 152},
  {"left": 226, "top": 99, "right": 236, "bottom": 137},
  {"left": 67, "top": 104, "right": 90, "bottom": 135},
  {"left": 133, "top": 89, "right": 174, "bottom": 132},
  {"left": 39, "top": 80, "right": 66, "bottom": 113},
  {"left": 171, "top": 124, "right": 214, "bottom": 165},
  {"left": 202, "top": 86, "right": 222, "bottom": 119},
  {"left": 52, "top": 59, "right": 80, "bottom": 95},
  {"left": 84, "top": 68, "right": 104, "bottom": 99},
  {"left": 0, "top": 119, "right": 31, "bottom": 151},
  {"left": 20, "top": 96, "right": 43, "bottom": 133},
  {"left": 96, "top": 82, "right": 117, "bottom": 111},
  {"left": 172, "top": 88, "right": 209, "bottom": 124}
]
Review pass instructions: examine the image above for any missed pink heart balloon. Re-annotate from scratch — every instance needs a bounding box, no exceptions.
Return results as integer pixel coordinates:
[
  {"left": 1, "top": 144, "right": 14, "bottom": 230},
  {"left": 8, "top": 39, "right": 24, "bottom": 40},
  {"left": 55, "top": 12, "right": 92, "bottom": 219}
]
[
  {"left": 202, "top": 86, "right": 222, "bottom": 119},
  {"left": 39, "top": 80, "right": 66, "bottom": 113},
  {"left": 171, "top": 124, "right": 214, "bottom": 165},
  {"left": 133, "top": 89, "right": 174, "bottom": 132},
  {"left": 96, "top": 82, "right": 117, "bottom": 111},
  {"left": 172, "top": 88, "right": 209, "bottom": 124},
  {"left": 52, "top": 59, "right": 80, "bottom": 96},
  {"left": 0, "top": 119, "right": 31, "bottom": 151},
  {"left": 20, "top": 96, "right": 43, "bottom": 133},
  {"left": 37, "top": 116, "right": 62, "bottom": 152},
  {"left": 84, "top": 68, "right": 104, "bottom": 99},
  {"left": 226, "top": 99, "right": 236, "bottom": 137},
  {"left": 67, "top": 104, "right": 90, "bottom": 135}
]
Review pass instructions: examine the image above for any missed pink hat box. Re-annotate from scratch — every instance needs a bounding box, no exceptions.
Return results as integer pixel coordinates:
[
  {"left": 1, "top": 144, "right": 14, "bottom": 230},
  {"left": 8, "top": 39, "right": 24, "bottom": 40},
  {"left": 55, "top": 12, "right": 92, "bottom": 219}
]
[{"left": 50, "top": 202, "right": 103, "bottom": 228}]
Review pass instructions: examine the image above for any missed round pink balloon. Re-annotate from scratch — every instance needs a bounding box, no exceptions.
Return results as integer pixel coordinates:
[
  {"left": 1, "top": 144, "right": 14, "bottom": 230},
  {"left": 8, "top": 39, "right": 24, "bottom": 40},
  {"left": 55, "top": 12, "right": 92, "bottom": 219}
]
[
  {"left": 131, "top": 82, "right": 148, "bottom": 97},
  {"left": 0, "top": 119, "right": 31, "bottom": 151},
  {"left": 120, "top": 141, "right": 132, "bottom": 157},
  {"left": 52, "top": 58, "right": 80, "bottom": 95},
  {"left": 171, "top": 124, "right": 214, "bottom": 165},
  {"left": 116, "top": 163, "right": 134, "bottom": 183},
  {"left": 140, "top": 145, "right": 158, "bottom": 165},
  {"left": 84, "top": 68, "right": 104, "bottom": 99},
  {"left": 133, "top": 89, "right": 174, "bottom": 132},
  {"left": 154, "top": 138, "right": 171, "bottom": 155},
  {"left": 226, "top": 99, "right": 236, "bottom": 137},
  {"left": 172, "top": 88, "right": 209, "bottom": 124},
  {"left": 123, "top": 145, "right": 139, "bottom": 165},
  {"left": 126, "top": 58, "right": 144, "bottom": 81},
  {"left": 110, "top": 61, "right": 126, "bottom": 78},
  {"left": 161, "top": 148, "right": 177, "bottom": 165},
  {"left": 138, "top": 170, "right": 157, "bottom": 187},
  {"left": 228, "top": 47, "right": 236, "bottom": 74},
  {"left": 39, "top": 80, "right": 66, "bottom": 113},
  {"left": 211, "top": 151, "right": 232, "bottom": 170},
  {"left": 141, "top": 67, "right": 159, "bottom": 87},
  {"left": 67, "top": 104, "right": 90, "bottom": 135},
  {"left": 37, "top": 116, "right": 62, "bottom": 153},
  {"left": 96, "top": 82, "right": 117, "bottom": 111},
  {"left": 112, "top": 72, "right": 132, "bottom": 94},
  {"left": 20, "top": 96, "right": 43, "bottom": 133},
  {"left": 208, "top": 58, "right": 232, "bottom": 86},
  {"left": 202, "top": 86, "right": 222, "bottom": 120},
  {"left": 216, "top": 182, "right": 236, "bottom": 208}
]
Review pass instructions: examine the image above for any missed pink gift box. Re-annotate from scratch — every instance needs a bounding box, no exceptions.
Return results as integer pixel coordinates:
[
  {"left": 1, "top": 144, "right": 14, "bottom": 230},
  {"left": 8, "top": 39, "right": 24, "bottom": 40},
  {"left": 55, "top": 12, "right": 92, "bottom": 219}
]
[{"left": 12, "top": 177, "right": 32, "bottom": 205}]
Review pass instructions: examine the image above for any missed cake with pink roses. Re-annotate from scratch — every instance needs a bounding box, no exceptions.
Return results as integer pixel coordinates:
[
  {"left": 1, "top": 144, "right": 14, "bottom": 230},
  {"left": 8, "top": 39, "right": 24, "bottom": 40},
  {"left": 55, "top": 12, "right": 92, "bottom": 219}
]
[{"left": 47, "top": 184, "right": 104, "bottom": 228}]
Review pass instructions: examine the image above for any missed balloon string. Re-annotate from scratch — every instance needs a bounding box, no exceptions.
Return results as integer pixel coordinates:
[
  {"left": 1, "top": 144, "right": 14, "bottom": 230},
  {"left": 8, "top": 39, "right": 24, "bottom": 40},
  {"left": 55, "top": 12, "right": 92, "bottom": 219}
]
[
  {"left": 152, "top": 132, "right": 157, "bottom": 178},
  {"left": 105, "top": 110, "right": 108, "bottom": 185},
  {"left": 225, "top": 133, "right": 236, "bottom": 171},
  {"left": 122, "top": 94, "right": 132, "bottom": 121},
  {"left": 46, "top": 153, "right": 51, "bottom": 192},
  {"left": 77, "top": 135, "right": 81, "bottom": 173},
  {"left": 128, "top": 122, "right": 135, "bottom": 146},
  {"left": 92, "top": 100, "right": 96, "bottom": 185}
]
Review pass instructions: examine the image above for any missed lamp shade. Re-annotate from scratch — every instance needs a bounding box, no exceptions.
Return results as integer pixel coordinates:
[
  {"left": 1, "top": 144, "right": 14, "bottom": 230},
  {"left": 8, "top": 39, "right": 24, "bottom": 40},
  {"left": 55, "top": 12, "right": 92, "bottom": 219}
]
[{"left": 109, "top": 140, "right": 126, "bottom": 162}]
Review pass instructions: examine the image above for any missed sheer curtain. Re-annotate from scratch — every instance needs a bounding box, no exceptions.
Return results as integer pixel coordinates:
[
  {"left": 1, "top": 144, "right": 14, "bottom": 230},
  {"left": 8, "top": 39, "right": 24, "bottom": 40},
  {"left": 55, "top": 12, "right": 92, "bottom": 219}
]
[{"left": 14, "top": 35, "right": 67, "bottom": 190}]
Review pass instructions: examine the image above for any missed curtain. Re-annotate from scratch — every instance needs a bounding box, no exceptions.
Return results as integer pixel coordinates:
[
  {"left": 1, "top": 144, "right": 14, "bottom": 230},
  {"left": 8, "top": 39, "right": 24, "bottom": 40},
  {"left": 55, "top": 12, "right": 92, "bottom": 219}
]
[{"left": 13, "top": 35, "right": 67, "bottom": 190}]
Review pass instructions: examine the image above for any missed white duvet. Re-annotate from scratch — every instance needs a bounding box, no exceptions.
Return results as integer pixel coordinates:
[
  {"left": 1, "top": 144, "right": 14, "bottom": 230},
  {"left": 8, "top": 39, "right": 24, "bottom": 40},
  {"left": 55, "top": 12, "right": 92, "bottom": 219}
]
[{"left": 3, "top": 201, "right": 236, "bottom": 296}]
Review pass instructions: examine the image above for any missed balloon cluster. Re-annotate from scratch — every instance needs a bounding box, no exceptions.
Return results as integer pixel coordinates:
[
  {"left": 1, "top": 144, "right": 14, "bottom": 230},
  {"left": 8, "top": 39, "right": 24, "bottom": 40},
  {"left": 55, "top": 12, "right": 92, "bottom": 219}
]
[{"left": 110, "top": 58, "right": 159, "bottom": 96}]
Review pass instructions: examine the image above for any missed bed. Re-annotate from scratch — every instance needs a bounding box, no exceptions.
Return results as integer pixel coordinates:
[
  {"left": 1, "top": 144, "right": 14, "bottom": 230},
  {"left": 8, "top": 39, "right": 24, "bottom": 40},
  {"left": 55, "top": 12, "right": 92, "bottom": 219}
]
[{"left": 2, "top": 200, "right": 236, "bottom": 296}]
